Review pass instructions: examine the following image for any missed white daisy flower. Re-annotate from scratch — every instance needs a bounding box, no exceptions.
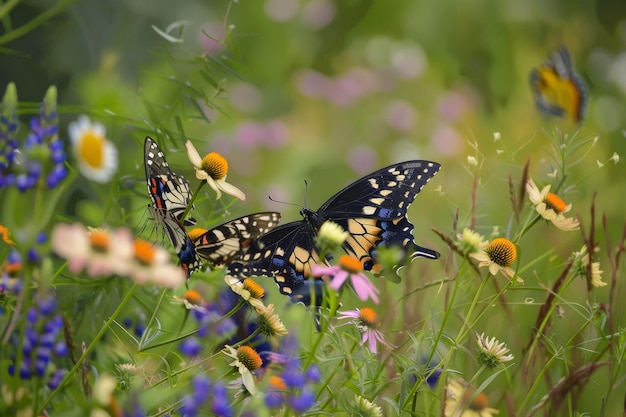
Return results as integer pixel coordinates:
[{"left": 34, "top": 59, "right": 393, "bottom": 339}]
[{"left": 68, "top": 115, "right": 118, "bottom": 183}]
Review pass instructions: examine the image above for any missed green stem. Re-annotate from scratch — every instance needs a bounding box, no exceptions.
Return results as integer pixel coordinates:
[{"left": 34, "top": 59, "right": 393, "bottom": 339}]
[
  {"left": 0, "top": 0, "right": 21, "bottom": 21},
  {"left": 181, "top": 181, "right": 205, "bottom": 224},
  {"left": 38, "top": 283, "right": 138, "bottom": 413},
  {"left": 0, "top": 0, "right": 80, "bottom": 45}
]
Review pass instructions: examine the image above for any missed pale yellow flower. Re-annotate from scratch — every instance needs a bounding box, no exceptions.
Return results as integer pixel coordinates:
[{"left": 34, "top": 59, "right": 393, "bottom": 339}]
[
  {"left": 456, "top": 228, "right": 486, "bottom": 254},
  {"left": 316, "top": 220, "right": 349, "bottom": 252},
  {"left": 185, "top": 140, "right": 245, "bottom": 200},
  {"left": 256, "top": 303, "right": 288, "bottom": 337},
  {"left": 526, "top": 178, "right": 579, "bottom": 231},
  {"left": 475, "top": 332, "right": 514, "bottom": 369},
  {"left": 352, "top": 394, "right": 383, "bottom": 417},
  {"left": 445, "top": 378, "right": 499, "bottom": 417},
  {"left": 572, "top": 245, "right": 606, "bottom": 288}
]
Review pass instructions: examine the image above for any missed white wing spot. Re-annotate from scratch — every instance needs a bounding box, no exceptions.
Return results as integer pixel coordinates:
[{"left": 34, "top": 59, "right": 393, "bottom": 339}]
[
  {"left": 368, "top": 178, "right": 379, "bottom": 189},
  {"left": 370, "top": 197, "right": 384, "bottom": 206}
]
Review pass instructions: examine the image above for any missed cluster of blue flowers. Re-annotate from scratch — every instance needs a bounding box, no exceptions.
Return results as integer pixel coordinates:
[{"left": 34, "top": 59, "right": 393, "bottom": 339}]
[
  {"left": 180, "top": 374, "right": 232, "bottom": 417},
  {"left": 8, "top": 293, "right": 68, "bottom": 390},
  {"left": 0, "top": 84, "right": 67, "bottom": 191},
  {"left": 265, "top": 336, "right": 320, "bottom": 413}
]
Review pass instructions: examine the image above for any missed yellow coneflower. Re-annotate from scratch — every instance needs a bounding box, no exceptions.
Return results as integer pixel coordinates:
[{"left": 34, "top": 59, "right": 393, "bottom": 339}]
[
  {"left": 471, "top": 238, "right": 522, "bottom": 283},
  {"left": 223, "top": 344, "right": 262, "bottom": 394},
  {"left": 185, "top": 140, "right": 245, "bottom": 201}
]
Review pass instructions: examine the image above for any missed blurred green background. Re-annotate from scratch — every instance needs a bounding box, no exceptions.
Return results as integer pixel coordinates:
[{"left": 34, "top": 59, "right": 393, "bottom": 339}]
[{"left": 3, "top": 0, "right": 626, "bottom": 415}]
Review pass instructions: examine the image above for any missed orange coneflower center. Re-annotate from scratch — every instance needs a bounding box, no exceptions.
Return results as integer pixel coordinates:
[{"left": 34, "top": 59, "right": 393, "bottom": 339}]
[
  {"left": 133, "top": 239, "right": 155, "bottom": 265},
  {"left": 187, "top": 228, "right": 208, "bottom": 242},
  {"left": 89, "top": 230, "right": 110, "bottom": 252},
  {"left": 201, "top": 152, "right": 228, "bottom": 179},
  {"left": 268, "top": 375, "right": 287, "bottom": 390},
  {"left": 0, "top": 225, "right": 15, "bottom": 245},
  {"left": 359, "top": 307, "right": 379, "bottom": 328},
  {"left": 544, "top": 192, "right": 568, "bottom": 213},
  {"left": 339, "top": 255, "right": 363, "bottom": 274},
  {"left": 243, "top": 278, "right": 265, "bottom": 299},
  {"left": 183, "top": 289, "right": 203, "bottom": 306},
  {"left": 237, "top": 345, "right": 263, "bottom": 371},
  {"left": 462, "top": 387, "right": 490, "bottom": 411},
  {"left": 4, "top": 260, "right": 21, "bottom": 277},
  {"left": 486, "top": 238, "right": 516, "bottom": 267},
  {"left": 78, "top": 130, "right": 105, "bottom": 168}
]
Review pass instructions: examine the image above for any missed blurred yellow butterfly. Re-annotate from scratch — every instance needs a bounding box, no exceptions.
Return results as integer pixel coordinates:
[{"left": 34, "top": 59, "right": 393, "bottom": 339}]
[{"left": 530, "top": 47, "right": 588, "bottom": 122}]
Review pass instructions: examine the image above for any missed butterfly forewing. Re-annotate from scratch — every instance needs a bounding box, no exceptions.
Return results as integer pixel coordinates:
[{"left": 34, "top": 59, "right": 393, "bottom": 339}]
[
  {"left": 144, "top": 136, "right": 199, "bottom": 276},
  {"left": 144, "top": 137, "right": 196, "bottom": 226},
  {"left": 227, "top": 160, "right": 441, "bottom": 306},
  {"left": 318, "top": 160, "right": 441, "bottom": 219},
  {"left": 193, "top": 212, "right": 281, "bottom": 266}
]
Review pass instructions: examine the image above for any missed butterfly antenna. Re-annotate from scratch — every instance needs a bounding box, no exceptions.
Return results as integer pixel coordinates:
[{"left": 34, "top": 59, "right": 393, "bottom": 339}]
[
  {"left": 303, "top": 180, "right": 309, "bottom": 208},
  {"left": 267, "top": 195, "right": 303, "bottom": 209}
]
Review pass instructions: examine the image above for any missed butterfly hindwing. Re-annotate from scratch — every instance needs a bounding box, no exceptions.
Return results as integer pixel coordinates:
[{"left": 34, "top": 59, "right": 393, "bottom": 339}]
[
  {"left": 227, "top": 160, "right": 441, "bottom": 305},
  {"left": 193, "top": 212, "right": 282, "bottom": 266},
  {"left": 530, "top": 46, "right": 587, "bottom": 122}
]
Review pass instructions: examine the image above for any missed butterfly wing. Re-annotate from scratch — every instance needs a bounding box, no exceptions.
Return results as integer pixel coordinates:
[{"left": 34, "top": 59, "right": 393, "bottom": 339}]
[
  {"left": 227, "top": 160, "right": 441, "bottom": 305},
  {"left": 144, "top": 137, "right": 199, "bottom": 276},
  {"left": 228, "top": 220, "right": 325, "bottom": 305},
  {"left": 530, "top": 47, "right": 587, "bottom": 122},
  {"left": 315, "top": 160, "right": 441, "bottom": 269},
  {"left": 144, "top": 137, "right": 196, "bottom": 226},
  {"left": 193, "top": 212, "right": 282, "bottom": 266},
  {"left": 149, "top": 206, "right": 200, "bottom": 276}
]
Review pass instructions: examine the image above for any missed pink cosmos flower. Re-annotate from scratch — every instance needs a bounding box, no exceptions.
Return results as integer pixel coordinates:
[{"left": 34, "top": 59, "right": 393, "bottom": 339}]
[
  {"left": 311, "top": 255, "right": 379, "bottom": 304},
  {"left": 337, "top": 307, "right": 394, "bottom": 354}
]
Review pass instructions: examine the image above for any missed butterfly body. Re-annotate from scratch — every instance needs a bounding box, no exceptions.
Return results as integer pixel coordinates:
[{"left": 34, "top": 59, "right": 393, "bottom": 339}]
[
  {"left": 530, "top": 47, "right": 587, "bottom": 122},
  {"left": 228, "top": 160, "right": 441, "bottom": 305}
]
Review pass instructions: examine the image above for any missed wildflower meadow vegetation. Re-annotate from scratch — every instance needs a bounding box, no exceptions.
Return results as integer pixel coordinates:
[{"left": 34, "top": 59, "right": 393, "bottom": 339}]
[{"left": 1, "top": 1, "right": 626, "bottom": 416}]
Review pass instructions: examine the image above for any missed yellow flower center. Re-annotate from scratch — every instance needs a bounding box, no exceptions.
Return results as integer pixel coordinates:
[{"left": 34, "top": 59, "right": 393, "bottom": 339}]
[
  {"left": 89, "top": 230, "right": 110, "bottom": 252},
  {"left": 339, "top": 255, "right": 363, "bottom": 274},
  {"left": 486, "top": 238, "right": 516, "bottom": 267},
  {"left": 545, "top": 192, "right": 567, "bottom": 213},
  {"left": 183, "top": 290, "right": 203, "bottom": 306},
  {"left": 133, "top": 239, "right": 155, "bottom": 265},
  {"left": 268, "top": 376, "right": 287, "bottom": 390},
  {"left": 201, "top": 152, "right": 228, "bottom": 179},
  {"left": 78, "top": 130, "right": 105, "bottom": 168},
  {"left": 243, "top": 278, "right": 265, "bottom": 299},
  {"left": 236, "top": 345, "right": 263, "bottom": 371},
  {"left": 359, "top": 307, "right": 379, "bottom": 328},
  {"left": 187, "top": 228, "right": 208, "bottom": 242},
  {"left": 463, "top": 387, "right": 490, "bottom": 411}
]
